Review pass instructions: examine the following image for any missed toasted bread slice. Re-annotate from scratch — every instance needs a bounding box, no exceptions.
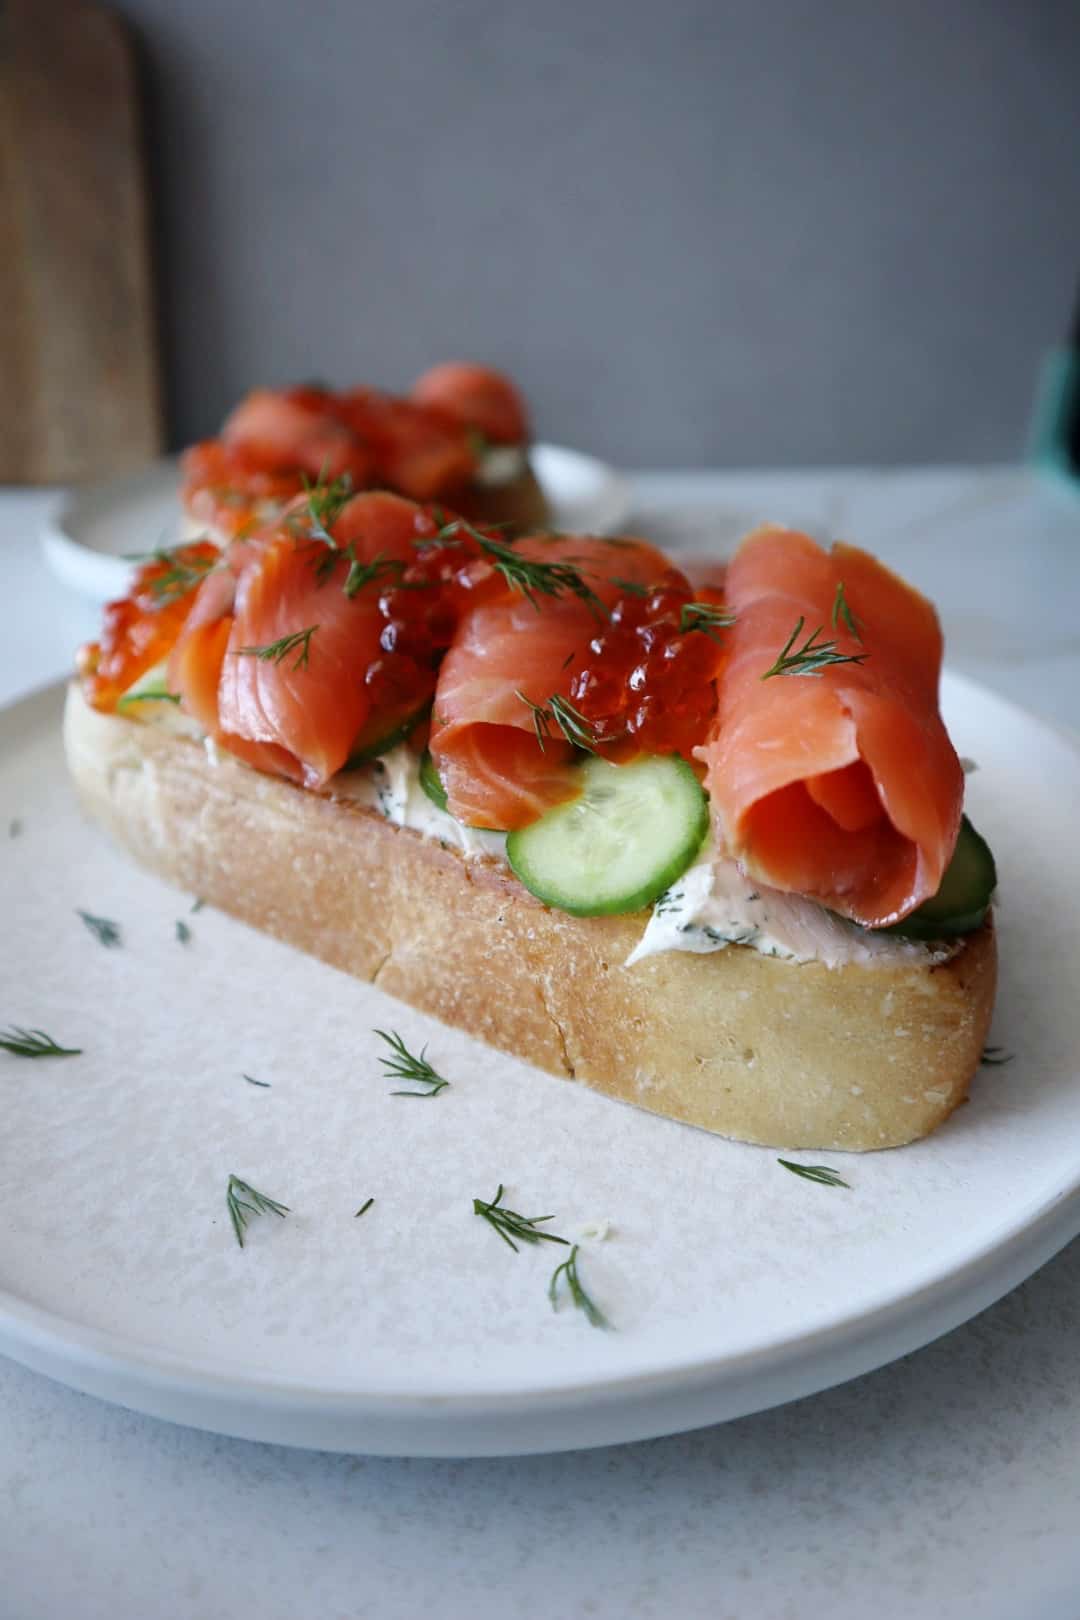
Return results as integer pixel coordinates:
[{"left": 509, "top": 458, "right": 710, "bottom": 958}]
[{"left": 64, "top": 684, "right": 996, "bottom": 1152}]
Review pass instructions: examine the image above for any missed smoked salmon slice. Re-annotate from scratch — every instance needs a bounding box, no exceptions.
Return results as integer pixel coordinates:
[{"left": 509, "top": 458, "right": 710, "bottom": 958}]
[
  {"left": 430, "top": 535, "right": 680, "bottom": 829},
  {"left": 171, "top": 492, "right": 442, "bottom": 788},
  {"left": 169, "top": 581, "right": 303, "bottom": 784},
  {"left": 338, "top": 390, "right": 477, "bottom": 501},
  {"left": 181, "top": 370, "right": 536, "bottom": 537},
  {"left": 695, "top": 526, "right": 963, "bottom": 928},
  {"left": 79, "top": 540, "right": 220, "bottom": 711},
  {"left": 221, "top": 387, "right": 369, "bottom": 482},
  {"left": 409, "top": 363, "right": 530, "bottom": 445}
]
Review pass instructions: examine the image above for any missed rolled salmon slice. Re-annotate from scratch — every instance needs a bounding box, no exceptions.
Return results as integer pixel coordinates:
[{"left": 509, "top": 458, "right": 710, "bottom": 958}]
[
  {"left": 409, "top": 363, "right": 530, "bottom": 445},
  {"left": 172, "top": 492, "right": 440, "bottom": 788},
  {"left": 430, "top": 535, "right": 679, "bottom": 829},
  {"left": 695, "top": 526, "right": 963, "bottom": 927},
  {"left": 338, "top": 391, "right": 477, "bottom": 500},
  {"left": 167, "top": 557, "right": 305, "bottom": 782},
  {"left": 221, "top": 386, "right": 369, "bottom": 482}
]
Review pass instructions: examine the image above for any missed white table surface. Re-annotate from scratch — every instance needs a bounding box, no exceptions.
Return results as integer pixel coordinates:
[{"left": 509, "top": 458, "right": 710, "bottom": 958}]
[{"left": 1, "top": 465, "right": 1078, "bottom": 1620}]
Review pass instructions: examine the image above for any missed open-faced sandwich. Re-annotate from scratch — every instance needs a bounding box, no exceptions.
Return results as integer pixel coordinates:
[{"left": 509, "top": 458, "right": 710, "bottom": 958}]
[
  {"left": 181, "top": 363, "right": 550, "bottom": 543},
  {"left": 66, "top": 487, "right": 997, "bottom": 1151}
]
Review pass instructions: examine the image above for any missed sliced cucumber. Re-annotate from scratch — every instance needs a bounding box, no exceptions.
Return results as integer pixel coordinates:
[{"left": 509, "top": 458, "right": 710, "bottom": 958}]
[
  {"left": 506, "top": 754, "right": 709, "bottom": 917},
  {"left": 346, "top": 704, "right": 430, "bottom": 767},
  {"left": 116, "top": 661, "right": 180, "bottom": 712},
  {"left": 116, "top": 687, "right": 181, "bottom": 711},
  {"left": 888, "top": 815, "right": 996, "bottom": 938},
  {"left": 419, "top": 749, "right": 448, "bottom": 812}
]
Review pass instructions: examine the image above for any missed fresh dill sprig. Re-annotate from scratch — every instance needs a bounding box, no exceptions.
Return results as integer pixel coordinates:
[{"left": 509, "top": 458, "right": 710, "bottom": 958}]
[
  {"left": 297, "top": 470, "right": 354, "bottom": 546},
  {"left": 311, "top": 546, "right": 340, "bottom": 587},
  {"left": 483, "top": 534, "right": 605, "bottom": 616},
  {"left": 226, "top": 1174, "right": 289, "bottom": 1248},
  {"left": 473, "top": 1184, "right": 570, "bottom": 1254},
  {"left": 235, "top": 624, "right": 318, "bottom": 672},
  {"left": 375, "top": 1028, "right": 451, "bottom": 1096},
  {"left": 549, "top": 1243, "right": 609, "bottom": 1327},
  {"left": 354, "top": 1196, "right": 375, "bottom": 1218},
  {"left": 515, "top": 690, "right": 606, "bottom": 754},
  {"left": 610, "top": 576, "right": 652, "bottom": 598},
  {"left": 549, "top": 694, "right": 603, "bottom": 752},
  {"left": 149, "top": 556, "right": 216, "bottom": 604},
  {"left": 298, "top": 469, "right": 352, "bottom": 579},
  {"left": 242, "top": 1073, "right": 271, "bottom": 1088},
  {"left": 76, "top": 909, "right": 122, "bottom": 948},
  {"left": 232, "top": 515, "right": 260, "bottom": 543},
  {"left": 343, "top": 549, "right": 407, "bottom": 600},
  {"left": 777, "top": 1158, "right": 851, "bottom": 1188},
  {"left": 432, "top": 515, "right": 605, "bottom": 616},
  {"left": 679, "top": 601, "right": 737, "bottom": 640},
  {"left": 516, "top": 690, "right": 554, "bottom": 752},
  {"left": 831, "top": 580, "right": 861, "bottom": 640},
  {"left": 423, "top": 504, "right": 459, "bottom": 533},
  {"left": 191, "top": 896, "right": 205, "bottom": 913},
  {"left": 0, "top": 1025, "right": 82, "bottom": 1058},
  {"left": 981, "top": 1046, "right": 1014, "bottom": 1066},
  {"left": 116, "top": 689, "right": 181, "bottom": 709},
  {"left": 761, "top": 617, "right": 869, "bottom": 680},
  {"left": 175, "top": 919, "right": 192, "bottom": 945},
  {"left": 124, "top": 543, "right": 217, "bottom": 606}
]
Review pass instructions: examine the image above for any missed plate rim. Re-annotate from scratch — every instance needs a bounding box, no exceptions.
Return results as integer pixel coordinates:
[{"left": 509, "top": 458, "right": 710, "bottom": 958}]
[{"left": 0, "top": 1163, "right": 1077, "bottom": 1456}]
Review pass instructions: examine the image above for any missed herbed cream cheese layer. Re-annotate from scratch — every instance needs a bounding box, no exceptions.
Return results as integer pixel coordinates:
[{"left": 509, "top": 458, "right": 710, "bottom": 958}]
[
  {"left": 624, "top": 843, "right": 950, "bottom": 970},
  {"left": 329, "top": 750, "right": 506, "bottom": 860},
  {"left": 253, "top": 738, "right": 943, "bottom": 973},
  {"left": 120, "top": 673, "right": 942, "bottom": 972}
]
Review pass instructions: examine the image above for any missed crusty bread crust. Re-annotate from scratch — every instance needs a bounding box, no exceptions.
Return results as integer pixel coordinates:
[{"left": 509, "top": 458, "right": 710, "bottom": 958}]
[
  {"left": 63, "top": 684, "right": 996, "bottom": 1152},
  {"left": 451, "top": 464, "right": 552, "bottom": 532}
]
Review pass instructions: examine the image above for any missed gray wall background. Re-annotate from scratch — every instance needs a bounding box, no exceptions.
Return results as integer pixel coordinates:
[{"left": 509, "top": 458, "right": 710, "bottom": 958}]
[{"left": 127, "top": 0, "right": 1080, "bottom": 467}]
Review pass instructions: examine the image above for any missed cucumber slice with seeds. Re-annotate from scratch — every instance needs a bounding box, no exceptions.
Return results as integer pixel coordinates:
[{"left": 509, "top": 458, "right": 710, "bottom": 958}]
[
  {"left": 506, "top": 754, "right": 709, "bottom": 917},
  {"left": 887, "top": 815, "right": 996, "bottom": 938}
]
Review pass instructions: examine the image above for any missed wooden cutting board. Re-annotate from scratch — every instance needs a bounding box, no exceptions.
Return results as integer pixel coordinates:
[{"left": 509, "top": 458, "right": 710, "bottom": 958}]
[{"left": 0, "top": 0, "right": 162, "bottom": 484}]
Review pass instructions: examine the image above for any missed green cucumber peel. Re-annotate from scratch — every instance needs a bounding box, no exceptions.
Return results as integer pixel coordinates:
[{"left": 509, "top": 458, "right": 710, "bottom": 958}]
[
  {"left": 346, "top": 704, "right": 431, "bottom": 767},
  {"left": 885, "top": 815, "right": 996, "bottom": 939}
]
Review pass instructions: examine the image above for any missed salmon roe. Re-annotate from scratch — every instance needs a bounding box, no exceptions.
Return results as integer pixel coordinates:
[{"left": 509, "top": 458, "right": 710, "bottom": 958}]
[
  {"left": 337, "top": 519, "right": 496, "bottom": 751},
  {"left": 568, "top": 573, "right": 730, "bottom": 760},
  {"left": 78, "top": 542, "right": 221, "bottom": 711}
]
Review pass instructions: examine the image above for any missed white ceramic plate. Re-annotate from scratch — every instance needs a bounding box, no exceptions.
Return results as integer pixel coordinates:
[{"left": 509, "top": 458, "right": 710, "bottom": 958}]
[
  {"left": 39, "top": 446, "right": 633, "bottom": 604},
  {"left": 1, "top": 676, "right": 1078, "bottom": 1457}
]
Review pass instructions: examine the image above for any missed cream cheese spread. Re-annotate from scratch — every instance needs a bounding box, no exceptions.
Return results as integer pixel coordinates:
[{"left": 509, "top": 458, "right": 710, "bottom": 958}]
[
  {"left": 625, "top": 835, "right": 951, "bottom": 971},
  {"left": 473, "top": 445, "right": 528, "bottom": 487},
  {"left": 329, "top": 748, "right": 507, "bottom": 860},
  {"left": 122, "top": 677, "right": 939, "bottom": 970}
]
